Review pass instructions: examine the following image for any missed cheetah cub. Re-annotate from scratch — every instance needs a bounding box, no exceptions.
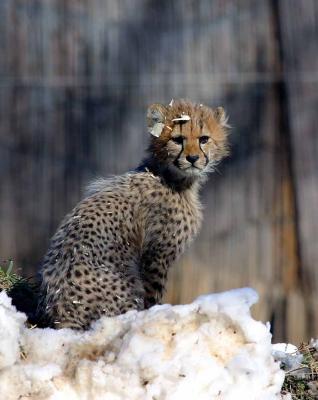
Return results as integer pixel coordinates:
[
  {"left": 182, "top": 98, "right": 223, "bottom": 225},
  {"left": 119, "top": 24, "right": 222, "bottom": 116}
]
[{"left": 36, "top": 99, "right": 229, "bottom": 329}]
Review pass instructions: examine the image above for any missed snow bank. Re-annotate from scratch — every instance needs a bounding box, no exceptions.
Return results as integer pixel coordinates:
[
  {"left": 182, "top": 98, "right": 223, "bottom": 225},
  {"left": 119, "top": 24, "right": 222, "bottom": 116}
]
[{"left": 0, "top": 288, "right": 284, "bottom": 400}]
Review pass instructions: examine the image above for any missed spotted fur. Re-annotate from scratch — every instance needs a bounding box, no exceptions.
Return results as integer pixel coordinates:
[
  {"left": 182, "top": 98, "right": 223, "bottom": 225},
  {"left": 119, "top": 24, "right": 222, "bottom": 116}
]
[{"left": 36, "top": 99, "right": 229, "bottom": 329}]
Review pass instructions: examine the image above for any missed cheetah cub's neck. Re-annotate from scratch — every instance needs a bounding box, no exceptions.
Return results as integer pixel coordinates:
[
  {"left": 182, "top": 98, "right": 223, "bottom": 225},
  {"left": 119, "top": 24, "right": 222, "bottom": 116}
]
[{"left": 141, "top": 99, "right": 229, "bottom": 192}]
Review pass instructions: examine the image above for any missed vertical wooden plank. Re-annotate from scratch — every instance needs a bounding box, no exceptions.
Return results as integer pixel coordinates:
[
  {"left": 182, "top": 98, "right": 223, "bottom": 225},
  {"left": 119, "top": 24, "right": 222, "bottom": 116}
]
[
  {"left": 165, "top": 1, "right": 287, "bottom": 341},
  {"left": 278, "top": 0, "right": 318, "bottom": 339}
]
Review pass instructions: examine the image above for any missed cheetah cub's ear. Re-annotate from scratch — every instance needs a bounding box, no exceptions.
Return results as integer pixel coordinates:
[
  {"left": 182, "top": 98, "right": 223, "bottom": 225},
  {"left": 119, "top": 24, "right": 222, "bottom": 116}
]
[
  {"left": 214, "top": 106, "right": 230, "bottom": 128},
  {"left": 147, "top": 103, "right": 167, "bottom": 137}
]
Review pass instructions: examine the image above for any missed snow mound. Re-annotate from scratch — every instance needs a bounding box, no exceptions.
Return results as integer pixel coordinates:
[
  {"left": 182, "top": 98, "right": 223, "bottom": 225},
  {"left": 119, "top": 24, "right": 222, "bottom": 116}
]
[{"left": 0, "top": 288, "right": 284, "bottom": 400}]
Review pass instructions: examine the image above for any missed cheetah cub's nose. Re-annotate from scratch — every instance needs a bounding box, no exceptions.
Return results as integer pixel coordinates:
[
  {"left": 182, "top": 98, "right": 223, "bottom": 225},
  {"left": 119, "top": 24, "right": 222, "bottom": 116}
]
[{"left": 186, "top": 155, "right": 199, "bottom": 164}]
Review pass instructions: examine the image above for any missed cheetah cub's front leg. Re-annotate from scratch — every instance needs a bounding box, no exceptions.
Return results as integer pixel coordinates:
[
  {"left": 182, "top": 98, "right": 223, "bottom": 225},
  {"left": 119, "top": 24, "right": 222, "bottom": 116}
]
[
  {"left": 141, "top": 248, "right": 171, "bottom": 309},
  {"left": 140, "top": 193, "right": 202, "bottom": 309}
]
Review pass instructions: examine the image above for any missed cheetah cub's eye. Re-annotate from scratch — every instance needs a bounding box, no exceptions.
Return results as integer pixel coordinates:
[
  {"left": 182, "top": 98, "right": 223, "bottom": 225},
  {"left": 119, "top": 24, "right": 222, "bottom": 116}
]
[
  {"left": 171, "top": 136, "right": 184, "bottom": 145},
  {"left": 199, "top": 136, "right": 210, "bottom": 145}
]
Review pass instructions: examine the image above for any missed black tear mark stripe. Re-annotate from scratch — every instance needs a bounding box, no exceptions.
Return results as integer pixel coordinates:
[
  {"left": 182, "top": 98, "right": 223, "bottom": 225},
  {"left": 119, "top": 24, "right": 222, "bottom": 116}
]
[
  {"left": 199, "top": 113, "right": 208, "bottom": 165},
  {"left": 175, "top": 147, "right": 184, "bottom": 165},
  {"left": 199, "top": 143, "right": 209, "bottom": 166}
]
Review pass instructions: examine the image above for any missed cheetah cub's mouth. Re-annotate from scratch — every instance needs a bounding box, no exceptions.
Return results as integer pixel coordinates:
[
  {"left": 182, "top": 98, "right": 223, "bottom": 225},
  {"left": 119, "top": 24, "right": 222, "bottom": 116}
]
[{"left": 147, "top": 99, "right": 230, "bottom": 180}]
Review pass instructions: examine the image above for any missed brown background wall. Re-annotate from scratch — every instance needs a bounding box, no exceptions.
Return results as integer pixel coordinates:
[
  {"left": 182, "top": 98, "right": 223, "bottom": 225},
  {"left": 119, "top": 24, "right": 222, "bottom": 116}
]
[{"left": 0, "top": 0, "right": 317, "bottom": 343}]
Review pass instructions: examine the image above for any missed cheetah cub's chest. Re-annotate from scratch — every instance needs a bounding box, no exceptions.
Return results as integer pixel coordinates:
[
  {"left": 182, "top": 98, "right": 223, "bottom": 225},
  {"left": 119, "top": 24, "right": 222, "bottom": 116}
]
[{"left": 141, "top": 178, "right": 202, "bottom": 255}]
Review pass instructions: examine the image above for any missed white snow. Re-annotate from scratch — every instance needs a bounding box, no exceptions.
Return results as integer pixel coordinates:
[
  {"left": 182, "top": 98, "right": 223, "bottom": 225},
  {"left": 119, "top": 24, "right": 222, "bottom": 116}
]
[
  {"left": 272, "top": 343, "right": 298, "bottom": 355},
  {"left": 0, "top": 288, "right": 285, "bottom": 400},
  {"left": 149, "top": 122, "right": 165, "bottom": 137},
  {"left": 171, "top": 115, "right": 191, "bottom": 122},
  {"left": 310, "top": 338, "right": 318, "bottom": 350},
  {"left": 272, "top": 343, "right": 303, "bottom": 374}
]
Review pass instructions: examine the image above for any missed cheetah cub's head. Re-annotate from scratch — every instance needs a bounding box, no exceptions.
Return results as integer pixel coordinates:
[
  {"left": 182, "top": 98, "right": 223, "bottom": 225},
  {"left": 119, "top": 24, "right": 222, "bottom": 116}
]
[{"left": 147, "top": 99, "right": 229, "bottom": 181}]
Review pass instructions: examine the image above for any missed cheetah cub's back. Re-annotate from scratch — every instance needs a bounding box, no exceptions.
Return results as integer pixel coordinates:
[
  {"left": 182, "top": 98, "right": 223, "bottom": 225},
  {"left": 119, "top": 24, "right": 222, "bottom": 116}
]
[{"left": 37, "top": 99, "right": 229, "bottom": 329}]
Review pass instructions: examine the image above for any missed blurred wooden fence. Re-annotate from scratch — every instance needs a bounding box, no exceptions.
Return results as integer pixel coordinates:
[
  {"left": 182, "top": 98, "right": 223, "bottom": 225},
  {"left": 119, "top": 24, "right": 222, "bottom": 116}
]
[{"left": 0, "top": 0, "right": 317, "bottom": 343}]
